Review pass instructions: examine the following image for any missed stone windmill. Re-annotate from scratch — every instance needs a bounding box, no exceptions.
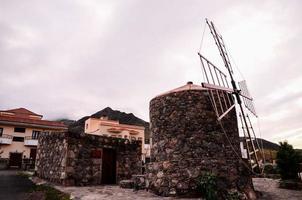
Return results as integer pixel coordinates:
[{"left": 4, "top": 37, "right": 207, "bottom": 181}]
[
  {"left": 198, "top": 19, "right": 263, "bottom": 172},
  {"left": 147, "top": 19, "right": 262, "bottom": 199}
]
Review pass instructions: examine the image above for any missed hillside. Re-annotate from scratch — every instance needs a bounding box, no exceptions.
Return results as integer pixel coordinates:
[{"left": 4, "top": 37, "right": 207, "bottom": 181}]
[
  {"left": 240, "top": 137, "right": 280, "bottom": 151},
  {"left": 56, "top": 118, "right": 76, "bottom": 126}
]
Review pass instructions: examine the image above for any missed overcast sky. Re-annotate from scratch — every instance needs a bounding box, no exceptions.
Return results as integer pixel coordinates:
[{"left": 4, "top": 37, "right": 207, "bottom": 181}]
[{"left": 1, "top": 0, "right": 301, "bottom": 148}]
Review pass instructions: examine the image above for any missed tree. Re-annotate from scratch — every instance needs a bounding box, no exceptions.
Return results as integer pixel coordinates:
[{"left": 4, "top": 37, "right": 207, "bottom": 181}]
[{"left": 276, "top": 141, "right": 302, "bottom": 180}]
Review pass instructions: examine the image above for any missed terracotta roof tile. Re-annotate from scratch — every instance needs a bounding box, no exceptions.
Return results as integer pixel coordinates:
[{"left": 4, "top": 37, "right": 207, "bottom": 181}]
[
  {"left": 0, "top": 115, "right": 67, "bottom": 129},
  {"left": 1, "top": 108, "right": 42, "bottom": 116},
  {"left": 154, "top": 82, "right": 206, "bottom": 99}
]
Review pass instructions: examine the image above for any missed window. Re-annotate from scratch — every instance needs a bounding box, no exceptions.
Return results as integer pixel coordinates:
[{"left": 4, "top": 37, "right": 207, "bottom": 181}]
[
  {"left": 14, "top": 127, "right": 26, "bottom": 133},
  {"left": 86, "top": 123, "right": 88, "bottom": 130},
  {"left": 32, "top": 130, "right": 41, "bottom": 139},
  {"left": 0, "top": 128, "right": 3, "bottom": 137},
  {"left": 124, "top": 135, "right": 128, "bottom": 139},
  {"left": 131, "top": 136, "right": 136, "bottom": 141},
  {"left": 138, "top": 137, "right": 143, "bottom": 141},
  {"left": 13, "top": 137, "right": 24, "bottom": 142}
]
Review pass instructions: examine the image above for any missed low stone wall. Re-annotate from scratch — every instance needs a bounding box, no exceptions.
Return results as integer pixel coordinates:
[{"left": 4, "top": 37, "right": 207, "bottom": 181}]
[
  {"left": 36, "top": 132, "right": 142, "bottom": 186},
  {"left": 117, "top": 142, "right": 142, "bottom": 181},
  {"left": 66, "top": 134, "right": 142, "bottom": 186},
  {"left": 36, "top": 132, "right": 68, "bottom": 183}
]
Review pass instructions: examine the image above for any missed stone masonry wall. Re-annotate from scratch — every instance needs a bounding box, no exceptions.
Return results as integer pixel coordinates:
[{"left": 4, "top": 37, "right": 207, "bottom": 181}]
[
  {"left": 37, "top": 132, "right": 142, "bottom": 186},
  {"left": 36, "top": 132, "right": 68, "bottom": 184},
  {"left": 65, "top": 133, "right": 142, "bottom": 186},
  {"left": 148, "top": 89, "right": 254, "bottom": 198},
  {"left": 116, "top": 142, "right": 142, "bottom": 181}
]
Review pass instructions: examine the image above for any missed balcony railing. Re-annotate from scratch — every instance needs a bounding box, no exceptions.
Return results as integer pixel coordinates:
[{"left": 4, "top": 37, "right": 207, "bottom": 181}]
[
  {"left": 24, "top": 136, "right": 38, "bottom": 146},
  {"left": 0, "top": 134, "right": 13, "bottom": 144}
]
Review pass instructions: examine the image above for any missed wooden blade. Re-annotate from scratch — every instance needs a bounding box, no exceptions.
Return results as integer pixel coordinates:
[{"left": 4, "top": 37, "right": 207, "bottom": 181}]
[{"left": 202, "top": 82, "right": 234, "bottom": 93}]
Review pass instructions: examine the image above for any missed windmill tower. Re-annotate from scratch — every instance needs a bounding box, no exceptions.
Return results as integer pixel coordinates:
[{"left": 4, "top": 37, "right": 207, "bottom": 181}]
[{"left": 198, "top": 19, "right": 263, "bottom": 173}]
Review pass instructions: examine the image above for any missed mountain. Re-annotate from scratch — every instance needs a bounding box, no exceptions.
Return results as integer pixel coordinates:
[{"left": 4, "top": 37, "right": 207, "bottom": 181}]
[
  {"left": 68, "top": 107, "right": 150, "bottom": 139},
  {"left": 56, "top": 118, "right": 76, "bottom": 126},
  {"left": 240, "top": 137, "right": 280, "bottom": 151}
]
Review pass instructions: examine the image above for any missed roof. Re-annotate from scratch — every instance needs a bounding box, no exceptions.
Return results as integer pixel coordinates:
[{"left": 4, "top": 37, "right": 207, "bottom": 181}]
[
  {"left": 154, "top": 82, "right": 207, "bottom": 99},
  {"left": 0, "top": 115, "right": 67, "bottom": 130},
  {"left": 0, "top": 108, "right": 43, "bottom": 118}
]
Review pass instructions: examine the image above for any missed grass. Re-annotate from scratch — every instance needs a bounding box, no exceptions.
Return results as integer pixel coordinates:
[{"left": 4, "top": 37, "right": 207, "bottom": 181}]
[
  {"left": 29, "top": 184, "right": 71, "bottom": 200},
  {"left": 17, "top": 171, "right": 32, "bottom": 178},
  {"left": 17, "top": 171, "right": 70, "bottom": 200}
]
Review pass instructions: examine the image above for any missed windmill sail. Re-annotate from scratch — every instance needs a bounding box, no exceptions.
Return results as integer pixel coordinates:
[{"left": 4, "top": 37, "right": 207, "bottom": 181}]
[
  {"left": 238, "top": 80, "right": 257, "bottom": 117},
  {"left": 206, "top": 18, "right": 233, "bottom": 74},
  {"left": 198, "top": 19, "right": 263, "bottom": 173},
  {"left": 198, "top": 53, "right": 235, "bottom": 121}
]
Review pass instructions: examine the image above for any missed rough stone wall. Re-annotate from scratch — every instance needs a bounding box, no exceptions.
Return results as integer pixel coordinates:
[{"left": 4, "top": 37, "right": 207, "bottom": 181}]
[
  {"left": 36, "top": 132, "right": 68, "bottom": 184},
  {"left": 148, "top": 89, "right": 254, "bottom": 198},
  {"left": 36, "top": 132, "right": 142, "bottom": 186},
  {"left": 66, "top": 134, "right": 142, "bottom": 186},
  {"left": 117, "top": 142, "right": 142, "bottom": 181}
]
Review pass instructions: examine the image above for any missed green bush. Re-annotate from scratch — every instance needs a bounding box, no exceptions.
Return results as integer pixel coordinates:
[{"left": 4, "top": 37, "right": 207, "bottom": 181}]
[
  {"left": 197, "top": 172, "right": 218, "bottom": 200},
  {"left": 226, "top": 191, "right": 240, "bottom": 200},
  {"left": 276, "top": 141, "right": 302, "bottom": 180},
  {"left": 263, "top": 164, "right": 278, "bottom": 174}
]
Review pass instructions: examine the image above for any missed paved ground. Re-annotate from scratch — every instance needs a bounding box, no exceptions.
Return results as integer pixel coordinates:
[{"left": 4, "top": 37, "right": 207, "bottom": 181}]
[
  {"left": 53, "top": 178, "right": 302, "bottom": 200},
  {"left": 253, "top": 178, "right": 302, "bottom": 200},
  {"left": 54, "top": 185, "right": 194, "bottom": 200},
  {"left": 0, "top": 170, "right": 35, "bottom": 200},
  {"left": 2, "top": 171, "right": 301, "bottom": 200}
]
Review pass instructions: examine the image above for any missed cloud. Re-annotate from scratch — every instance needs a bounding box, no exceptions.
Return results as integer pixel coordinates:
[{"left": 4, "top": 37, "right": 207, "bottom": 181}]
[{"left": 0, "top": 0, "right": 302, "bottom": 148}]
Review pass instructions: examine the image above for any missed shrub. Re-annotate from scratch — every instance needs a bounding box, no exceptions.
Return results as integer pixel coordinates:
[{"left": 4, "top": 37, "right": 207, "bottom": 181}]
[
  {"left": 276, "top": 141, "right": 302, "bottom": 180},
  {"left": 226, "top": 190, "right": 240, "bottom": 200},
  {"left": 263, "top": 164, "right": 278, "bottom": 174},
  {"left": 197, "top": 172, "right": 218, "bottom": 200}
]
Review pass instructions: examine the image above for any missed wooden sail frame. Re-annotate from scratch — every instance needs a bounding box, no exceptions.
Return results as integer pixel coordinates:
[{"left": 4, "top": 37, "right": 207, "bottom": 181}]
[{"left": 199, "top": 18, "right": 263, "bottom": 173}]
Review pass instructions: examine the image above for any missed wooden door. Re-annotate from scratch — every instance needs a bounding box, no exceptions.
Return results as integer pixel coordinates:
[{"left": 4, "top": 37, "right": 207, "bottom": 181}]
[
  {"left": 101, "top": 148, "right": 116, "bottom": 184},
  {"left": 9, "top": 153, "right": 22, "bottom": 168}
]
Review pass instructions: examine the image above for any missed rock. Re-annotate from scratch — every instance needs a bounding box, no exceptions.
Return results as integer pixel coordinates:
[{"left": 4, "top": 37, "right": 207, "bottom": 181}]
[
  {"left": 157, "top": 171, "right": 164, "bottom": 178},
  {"left": 119, "top": 180, "right": 134, "bottom": 188}
]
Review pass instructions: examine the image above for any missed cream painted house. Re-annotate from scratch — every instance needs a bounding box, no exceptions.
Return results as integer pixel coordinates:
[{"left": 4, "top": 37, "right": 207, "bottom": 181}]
[
  {"left": 84, "top": 117, "right": 150, "bottom": 161},
  {"left": 0, "top": 108, "right": 67, "bottom": 168}
]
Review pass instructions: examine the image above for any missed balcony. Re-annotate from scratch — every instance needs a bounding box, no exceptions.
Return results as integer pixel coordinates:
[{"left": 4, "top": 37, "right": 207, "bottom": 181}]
[
  {"left": 107, "top": 128, "right": 122, "bottom": 134},
  {"left": 24, "top": 136, "right": 38, "bottom": 146},
  {"left": 0, "top": 134, "right": 13, "bottom": 144},
  {"left": 129, "top": 130, "right": 139, "bottom": 135}
]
